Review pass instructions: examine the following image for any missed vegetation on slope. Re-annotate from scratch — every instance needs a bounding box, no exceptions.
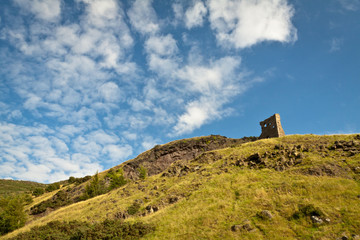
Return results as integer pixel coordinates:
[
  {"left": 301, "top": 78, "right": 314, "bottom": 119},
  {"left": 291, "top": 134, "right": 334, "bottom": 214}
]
[
  {"left": 0, "top": 195, "right": 32, "bottom": 236},
  {"left": 9, "top": 220, "right": 154, "bottom": 240},
  {"left": 0, "top": 180, "right": 44, "bottom": 196},
  {"left": 2, "top": 134, "right": 360, "bottom": 240}
]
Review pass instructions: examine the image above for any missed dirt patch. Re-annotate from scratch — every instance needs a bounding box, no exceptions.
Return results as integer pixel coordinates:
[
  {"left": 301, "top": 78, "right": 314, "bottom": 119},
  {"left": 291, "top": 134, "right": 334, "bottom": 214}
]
[{"left": 299, "top": 162, "right": 352, "bottom": 178}]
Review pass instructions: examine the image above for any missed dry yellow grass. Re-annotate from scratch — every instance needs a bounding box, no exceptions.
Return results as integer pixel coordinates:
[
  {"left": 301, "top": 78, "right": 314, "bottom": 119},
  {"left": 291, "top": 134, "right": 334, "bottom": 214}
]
[{"left": 2, "top": 134, "right": 360, "bottom": 239}]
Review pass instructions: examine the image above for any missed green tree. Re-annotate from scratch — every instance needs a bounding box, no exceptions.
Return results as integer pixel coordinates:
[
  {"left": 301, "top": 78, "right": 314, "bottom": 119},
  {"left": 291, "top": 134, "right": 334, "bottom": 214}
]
[
  {"left": 0, "top": 195, "right": 26, "bottom": 235},
  {"left": 107, "top": 169, "right": 127, "bottom": 190},
  {"left": 81, "top": 172, "right": 104, "bottom": 200},
  {"left": 32, "top": 188, "right": 45, "bottom": 197},
  {"left": 138, "top": 165, "right": 147, "bottom": 180},
  {"left": 45, "top": 182, "right": 60, "bottom": 192}
]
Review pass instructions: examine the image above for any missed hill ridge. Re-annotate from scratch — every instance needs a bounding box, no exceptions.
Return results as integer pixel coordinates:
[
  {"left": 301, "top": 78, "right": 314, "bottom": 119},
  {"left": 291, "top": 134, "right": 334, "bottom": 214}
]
[{"left": 1, "top": 134, "right": 360, "bottom": 240}]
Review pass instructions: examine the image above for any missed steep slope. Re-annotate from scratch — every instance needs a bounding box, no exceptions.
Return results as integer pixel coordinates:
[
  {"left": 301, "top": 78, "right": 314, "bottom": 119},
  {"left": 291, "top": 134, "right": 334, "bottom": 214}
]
[{"left": 2, "top": 134, "right": 360, "bottom": 240}]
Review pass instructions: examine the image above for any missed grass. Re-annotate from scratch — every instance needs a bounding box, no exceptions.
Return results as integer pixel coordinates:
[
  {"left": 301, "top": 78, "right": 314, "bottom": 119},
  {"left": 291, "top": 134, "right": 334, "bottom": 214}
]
[
  {"left": 0, "top": 180, "right": 44, "bottom": 196},
  {"left": 2, "top": 134, "right": 360, "bottom": 239}
]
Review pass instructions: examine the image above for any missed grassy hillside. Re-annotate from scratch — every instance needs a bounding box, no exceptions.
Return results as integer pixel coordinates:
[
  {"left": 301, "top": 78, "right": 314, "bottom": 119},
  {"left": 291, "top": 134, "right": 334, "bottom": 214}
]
[
  {"left": 2, "top": 134, "right": 360, "bottom": 240},
  {"left": 0, "top": 180, "right": 44, "bottom": 196}
]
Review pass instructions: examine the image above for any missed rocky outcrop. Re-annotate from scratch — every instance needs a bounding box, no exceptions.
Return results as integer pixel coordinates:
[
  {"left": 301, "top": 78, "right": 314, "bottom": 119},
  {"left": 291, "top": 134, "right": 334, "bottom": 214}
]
[{"left": 122, "top": 135, "right": 257, "bottom": 180}]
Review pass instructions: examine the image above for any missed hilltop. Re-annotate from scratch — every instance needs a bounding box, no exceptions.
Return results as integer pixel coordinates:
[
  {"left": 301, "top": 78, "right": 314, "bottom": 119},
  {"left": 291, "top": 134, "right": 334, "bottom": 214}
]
[
  {"left": 0, "top": 180, "right": 44, "bottom": 196},
  {"left": 1, "top": 134, "right": 360, "bottom": 239}
]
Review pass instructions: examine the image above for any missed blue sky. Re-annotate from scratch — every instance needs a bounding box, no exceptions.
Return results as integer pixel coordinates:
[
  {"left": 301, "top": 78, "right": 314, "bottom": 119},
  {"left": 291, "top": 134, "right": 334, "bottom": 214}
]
[{"left": 0, "top": 0, "right": 359, "bottom": 183}]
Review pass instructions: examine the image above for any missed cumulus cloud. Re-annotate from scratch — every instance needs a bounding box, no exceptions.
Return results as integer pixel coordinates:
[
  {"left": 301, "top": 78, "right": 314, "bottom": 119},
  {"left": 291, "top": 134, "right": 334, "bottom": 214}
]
[
  {"left": 145, "top": 34, "right": 178, "bottom": 56},
  {"left": 185, "top": 1, "right": 208, "bottom": 29},
  {"left": 102, "top": 145, "right": 133, "bottom": 162},
  {"left": 207, "top": 0, "right": 297, "bottom": 49},
  {"left": 0, "top": 122, "right": 103, "bottom": 183},
  {"left": 15, "top": 0, "right": 62, "bottom": 22},
  {"left": 99, "top": 82, "right": 122, "bottom": 102},
  {"left": 128, "top": 0, "right": 160, "bottom": 35}
]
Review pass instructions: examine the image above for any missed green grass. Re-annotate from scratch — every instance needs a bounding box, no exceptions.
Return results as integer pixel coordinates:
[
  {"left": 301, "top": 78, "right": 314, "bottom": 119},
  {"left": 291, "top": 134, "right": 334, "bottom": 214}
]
[
  {"left": 0, "top": 180, "right": 44, "bottom": 196},
  {"left": 2, "top": 134, "right": 360, "bottom": 240}
]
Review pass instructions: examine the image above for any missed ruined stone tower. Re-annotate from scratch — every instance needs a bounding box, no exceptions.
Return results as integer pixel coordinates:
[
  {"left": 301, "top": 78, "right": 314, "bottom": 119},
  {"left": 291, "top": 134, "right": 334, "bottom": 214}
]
[{"left": 259, "top": 113, "right": 285, "bottom": 139}]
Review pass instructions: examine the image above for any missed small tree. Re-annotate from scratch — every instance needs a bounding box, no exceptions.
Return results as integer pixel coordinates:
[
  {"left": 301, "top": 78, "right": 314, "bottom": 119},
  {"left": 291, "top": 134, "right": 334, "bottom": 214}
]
[
  {"left": 138, "top": 165, "right": 147, "bottom": 180},
  {"left": 45, "top": 182, "right": 60, "bottom": 192},
  {"left": 81, "top": 172, "right": 104, "bottom": 200},
  {"left": 32, "top": 188, "right": 45, "bottom": 197},
  {"left": 107, "top": 169, "right": 127, "bottom": 190},
  {"left": 0, "top": 195, "right": 27, "bottom": 235},
  {"left": 68, "top": 176, "right": 76, "bottom": 184}
]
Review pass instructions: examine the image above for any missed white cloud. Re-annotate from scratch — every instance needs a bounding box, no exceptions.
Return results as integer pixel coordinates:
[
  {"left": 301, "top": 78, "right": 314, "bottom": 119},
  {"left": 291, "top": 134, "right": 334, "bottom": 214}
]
[
  {"left": 127, "top": 0, "right": 160, "bottom": 35},
  {"left": 102, "top": 144, "right": 133, "bottom": 162},
  {"left": 141, "top": 136, "right": 160, "bottom": 150},
  {"left": 0, "top": 122, "right": 104, "bottom": 183},
  {"left": 172, "top": 2, "right": 184, "bottom": 24},
  {"left": 99, "top": 82, "right": 122, "bottom": 102},
  {"left": 88, "top": 130, "right": 119, "bottom": 145},
  {"left": 172, "top": 56, "right": 243, "bottom": 136},
  {"left": 207, "top": 0, "right": 297, "bottom": 49},
  {"left": 80, "top": 0, "right": 120, "bottom": 27},
  {"left": 147, "top": 54, "right": 179, "bottom": 76},
  {"left": 7, "top": 110, "right": 22, "bottom": 120},
  {"left": 173, "top": 101, "right": 213, "bottom": 135},
  {"left": 185, "top": 1, "right": 208, "bottom": 29},
  {"left": 330, "top": 38, "right": 343, "bottom": 52},
  {"left": 145, "top": 34, "right": 178, "bottom": 56},
  {"left": 15, "top": 0, "right": 62, "bottom": 22},
  {"left": 338, "top": 0, "right": 360, "bottom": 11}
]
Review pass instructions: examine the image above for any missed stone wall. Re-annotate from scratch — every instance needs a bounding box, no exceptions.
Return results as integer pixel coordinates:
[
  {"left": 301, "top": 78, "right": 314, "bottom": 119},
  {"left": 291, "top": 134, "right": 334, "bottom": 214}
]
[{"left": 259, "top": 114, "right": 285, "bottom": 139}]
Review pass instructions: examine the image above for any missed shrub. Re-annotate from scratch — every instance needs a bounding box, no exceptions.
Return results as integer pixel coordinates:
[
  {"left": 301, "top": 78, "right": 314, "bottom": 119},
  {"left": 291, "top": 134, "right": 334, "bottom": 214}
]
[
  {"left": 127, "top": 202, "right": 141, "bottom": 215},
  {"left": 138, "top": 165, "right": 147, "bottom": 180},
  {"left": 68, "top": 176, "right": 76, "bottom": 184},
  {"left": 45, "top": 182, "right": 60, "bottom": 192},
  {"left": 80, "top": 172, "right": 106, "bottom": 201},
  {"left": 32, "top": 188, "right": 45, "bottom": 197},
  {"left": 0, "top": 195, "right": 27, "bottom": 236},
  {"left": 292, "top": 204, "right": 324, "bottom": 220},
  {"left": 30, "top": 190, "right": 71, "bottom": 215},
  {"left": 10, "top": 219, "right": 155, "bottom": 240},
  {"left": 68, "top": 176, "right": 92, "bottom": 185},
  {"left": 106, "top": 169, "right": 127, "bottom": 190}
]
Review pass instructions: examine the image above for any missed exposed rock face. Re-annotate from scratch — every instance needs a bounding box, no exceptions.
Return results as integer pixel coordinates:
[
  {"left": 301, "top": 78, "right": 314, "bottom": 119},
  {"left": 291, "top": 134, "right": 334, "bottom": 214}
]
[
  {"left": 259, "top": 114, "right": 285, "bottom": 139},
  {"left": 122, "top": 135, "right": 257, "bottom": 180}
]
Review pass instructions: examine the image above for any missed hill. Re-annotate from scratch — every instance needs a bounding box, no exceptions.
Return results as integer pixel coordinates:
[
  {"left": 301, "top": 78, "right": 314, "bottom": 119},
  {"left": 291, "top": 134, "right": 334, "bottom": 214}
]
[
  {"left": 0, "top": 180, "right": 44, "bottom": 196},
  {"left": 1, "top": 134, "right": 360, "bottom": 239}
]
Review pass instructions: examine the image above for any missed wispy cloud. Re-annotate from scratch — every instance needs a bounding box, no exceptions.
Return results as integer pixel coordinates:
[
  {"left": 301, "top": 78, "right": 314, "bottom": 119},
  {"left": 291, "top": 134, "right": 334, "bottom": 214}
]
[
  {"left": 337, "top": 0, "right": 360, "bottom": 11},
  {"left": 329, "top": 38, "right": 343, "bottom": 52}
]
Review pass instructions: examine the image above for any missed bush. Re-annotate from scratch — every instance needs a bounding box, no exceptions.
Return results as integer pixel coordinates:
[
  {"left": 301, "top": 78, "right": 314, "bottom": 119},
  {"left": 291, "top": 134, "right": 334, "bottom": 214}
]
[
  {"left": 10, "top": 219, "right": 155, "bottom": 240},
  {"left": 80, "top": 172, "right": 106, "bottom": 201},
  {"left": 292, "top": 204, "right": 324, "bottom": 220},
  {"left": 30, "top": 190, "right": 71, "bottom": 215},
  {"left": 127, "top": 202, "right": 141, "bottom": 215},
  {"left": 0, "top": 195, "right": 27, "bottom": 236},
  {"left": 32, "top": 188, "right": 45, "bottom": 197},
  {"left": 68, "top": 175, "right": 92, "bottom": 185},
  {"left": 45, "top": 183, "right": 60, "bottom": 192},
  {"left": 106, "top": 169, "right": 127, "bottom": 190},
  {"left": 138, "top": 165, "right": 147, "bottom": 180},
  {"left": 68, "top": 176, "right": 76, "bottom": 184}
]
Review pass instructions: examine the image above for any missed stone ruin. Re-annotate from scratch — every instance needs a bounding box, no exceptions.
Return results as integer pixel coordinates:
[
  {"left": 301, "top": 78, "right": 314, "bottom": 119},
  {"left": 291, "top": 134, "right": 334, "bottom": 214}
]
[{"left": 259, "top": 113, "right": 285, "bottom": 139}]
